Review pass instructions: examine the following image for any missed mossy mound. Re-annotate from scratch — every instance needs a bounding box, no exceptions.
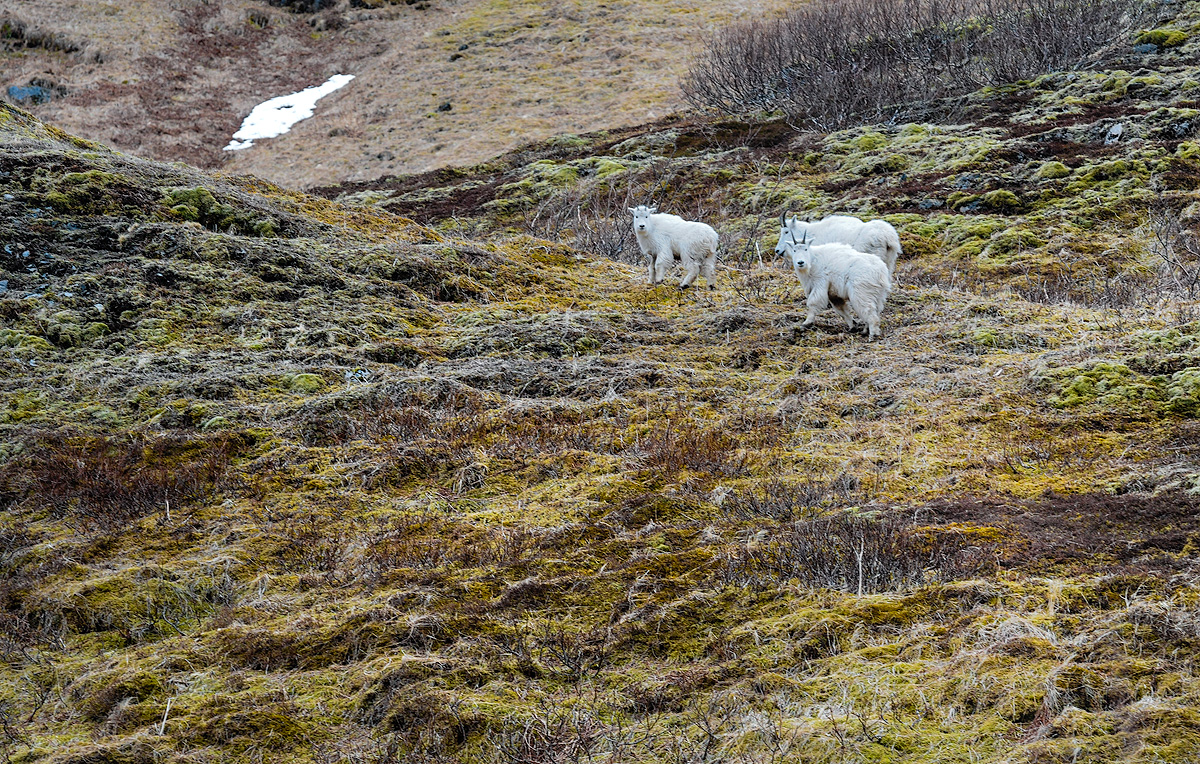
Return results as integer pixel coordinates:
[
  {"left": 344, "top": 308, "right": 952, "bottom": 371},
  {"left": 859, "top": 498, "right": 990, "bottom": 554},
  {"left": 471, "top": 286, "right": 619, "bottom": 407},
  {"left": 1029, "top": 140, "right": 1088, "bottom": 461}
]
[
  {"left": 1137, "top": 27, "right": 1191, "bottom": 49},
  {"left": 1042, "top": 361, "right": 1164, "bottom": 409},
  {"left": 163, "top": 187, "right": 279, "bottom": 237}
]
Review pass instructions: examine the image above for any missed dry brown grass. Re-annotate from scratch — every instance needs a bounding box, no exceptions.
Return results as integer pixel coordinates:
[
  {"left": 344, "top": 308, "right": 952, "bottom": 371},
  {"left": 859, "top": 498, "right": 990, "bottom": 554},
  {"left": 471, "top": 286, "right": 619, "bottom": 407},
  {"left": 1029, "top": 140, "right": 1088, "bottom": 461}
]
[{"left": 1, "top": 0, "right": 789, "bottom": 189}]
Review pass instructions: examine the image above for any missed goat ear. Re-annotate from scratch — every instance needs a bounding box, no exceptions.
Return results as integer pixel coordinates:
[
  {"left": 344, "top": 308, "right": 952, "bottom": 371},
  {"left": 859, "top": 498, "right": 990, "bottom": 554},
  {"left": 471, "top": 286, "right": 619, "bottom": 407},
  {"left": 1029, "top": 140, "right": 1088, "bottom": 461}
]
[
  {"left": 649, "top": 206, "right": 658, "bottom": 214},
  {"left": 628, "top": 207, "right": 636, "bottom": 214}
]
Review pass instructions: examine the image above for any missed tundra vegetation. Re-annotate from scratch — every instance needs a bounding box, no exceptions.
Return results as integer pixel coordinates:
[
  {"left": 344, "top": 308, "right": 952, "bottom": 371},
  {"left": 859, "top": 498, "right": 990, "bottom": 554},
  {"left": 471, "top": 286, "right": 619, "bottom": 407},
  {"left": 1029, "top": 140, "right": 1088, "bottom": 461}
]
[{"left": 6, "top": 1, "right": 1200, "bottom": 763}]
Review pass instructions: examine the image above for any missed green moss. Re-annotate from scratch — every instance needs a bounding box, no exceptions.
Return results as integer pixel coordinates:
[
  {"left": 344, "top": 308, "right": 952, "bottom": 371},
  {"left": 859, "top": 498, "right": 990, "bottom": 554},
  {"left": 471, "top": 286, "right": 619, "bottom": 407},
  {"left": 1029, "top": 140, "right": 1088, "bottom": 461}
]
[
  {"left": 533, "top": 161, "right": 579, "bottom": 187},
  {"left": 132, "top": 317, "right": 179, "bottom": 347},
  {"left": 1102, "top": 73, "right": 1131, "bottom": 93},
  {"left": 546, "top": 133, "right": 588, "bottom": 149},
  {"left": 1048, "top": 362, "right": 1164, "bottom": 408},
  {"left": 38, "top": 169, "right": 137, "bottom": 214},
  {"left": 1128, "top": 75, "right": 1163, "bottom": 93},
  {"left": 591, "top": 157, "right": 626, "bottom": 177},
  {"left": 83, "top": 322, "right": 110, "bottom": 342},
  {"left": 984, "top": 227, "right": 1045, "bottom": 260},
  {"left": 947, "top": 192, "right": 979, "bottom": 210},
  {"left": 1166, "top": 368, "right": 1200, "bottom": 416},
  {"left": 1178, "top": 142, "right": 1200, "bottom": 161},
  {"left": 201, "top": 415, "right": 232, "bottom": 430},
  {"left": 1136, "top": 325, "right": 1199, "bottom": 352},
  {"left": 86, "top": 405, "right": 122, "bottom": 426},
  {"left": 878, "top": 153, "right": 910, "bottom": 173},
  {"left": 51, "top": 569, "right": 218, "bottom": 640},
  {"left": 498, "top": 160, "right": 580, "bottom": 202},
  {"left": 163, "top": 187, "right": 278, "bottom": 237},
  {"left": 855, "top": 132, "right": 888, "bottom": 150},
  {"left": 44, "top": 190, "right": 71, "bottom": 210},
  {"left": 189, "top": 701, "right": 310, "bottom": 751},
  {"left": 0, "top": 329, "right": 53, "bottom": 351},
  {"left": 0, "top": 389, "right": 50, "bottom": 424},
  {"left": 941, "top": 216, "right": 1009, "bottom": 257},
  {"left": 972, "top": 327, "right": 1002, "bottom": 347},
  {"left": 980, "top": 189, "right": 1023, "bottom": 212},
  {"left": 156, "top": 399, "right": 213, "bottom": 429},
  {"left": 1078, "top": 159, "right": 1140, "bottom": 183},
  {"left": 1137, "top": 28, "right": 1190, "bottom": 49},
  {"left": 1036, "top": 161, "right": 1071, "bottom": 179},
  {"left": 288, "top": 373, "right": 325, "bottom": 393},
  {"left": 43, "top": 311, "right": 105, "bottom": 348},
  {"left": 82, "top": 671, "right": 165, "bottom": 720}
]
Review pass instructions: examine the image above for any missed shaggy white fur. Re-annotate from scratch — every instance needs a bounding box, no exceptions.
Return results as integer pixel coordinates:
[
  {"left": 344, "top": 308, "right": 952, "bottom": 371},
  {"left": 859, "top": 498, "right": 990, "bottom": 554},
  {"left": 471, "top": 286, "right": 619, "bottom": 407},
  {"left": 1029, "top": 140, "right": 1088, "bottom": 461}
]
[
  {"left": 773, "top": 213, "right": 902, "bottom": 276},
  {"left": 629, "top": 205, "right": 719, "bottom": 289},
  {"left": 782, "top": 229, "right": 892, "bottom": 340}
]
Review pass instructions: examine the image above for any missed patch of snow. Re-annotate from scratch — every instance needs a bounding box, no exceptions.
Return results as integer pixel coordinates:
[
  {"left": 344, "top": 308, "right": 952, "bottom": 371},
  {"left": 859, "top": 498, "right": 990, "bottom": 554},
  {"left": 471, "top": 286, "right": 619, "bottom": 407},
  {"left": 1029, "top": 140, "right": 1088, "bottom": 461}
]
[{"left": 224, "top": 74, "right": 354, "bottom": 151}]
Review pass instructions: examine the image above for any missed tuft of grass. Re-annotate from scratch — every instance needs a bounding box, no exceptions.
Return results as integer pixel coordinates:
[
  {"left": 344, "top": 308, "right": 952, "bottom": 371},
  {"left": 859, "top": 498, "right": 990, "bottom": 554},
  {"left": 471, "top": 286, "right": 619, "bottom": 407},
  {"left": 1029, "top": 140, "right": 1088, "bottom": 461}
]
[{"left": 721, "top": 511, "right": 998, "bottom": 592}]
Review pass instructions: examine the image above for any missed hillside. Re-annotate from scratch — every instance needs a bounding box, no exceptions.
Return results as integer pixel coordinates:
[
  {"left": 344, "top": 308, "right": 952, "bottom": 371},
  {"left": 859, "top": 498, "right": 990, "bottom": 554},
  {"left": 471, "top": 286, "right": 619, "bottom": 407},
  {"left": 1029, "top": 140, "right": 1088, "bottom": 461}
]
[
  {"left": 6, "top": 3, "right": 1200, "bottom": 764},
  {"left": 0, "top": 0, "right": 785, "bottom": 188}
]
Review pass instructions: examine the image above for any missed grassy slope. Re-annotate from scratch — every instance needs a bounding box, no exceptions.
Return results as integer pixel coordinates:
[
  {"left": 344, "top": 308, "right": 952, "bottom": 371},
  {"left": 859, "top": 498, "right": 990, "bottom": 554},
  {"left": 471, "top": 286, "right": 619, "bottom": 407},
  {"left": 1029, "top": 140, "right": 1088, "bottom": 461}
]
[
  {"left": 0, "top": 0, "right": 787, "bottom": 188},
  {"left": 6, "top": 8, "right": 1200, "bottom": 764}
]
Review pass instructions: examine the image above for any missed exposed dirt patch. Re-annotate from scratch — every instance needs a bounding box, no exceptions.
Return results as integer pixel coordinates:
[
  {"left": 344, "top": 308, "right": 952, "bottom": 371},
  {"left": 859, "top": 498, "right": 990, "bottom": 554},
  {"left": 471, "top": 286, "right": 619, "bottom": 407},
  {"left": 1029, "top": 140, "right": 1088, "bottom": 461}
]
[
  {"left": 668, "top": 119, "right": 799, "bottom": 156},
  {"left": 910, "top": 492, "right": 1200, "bottom": 573}
]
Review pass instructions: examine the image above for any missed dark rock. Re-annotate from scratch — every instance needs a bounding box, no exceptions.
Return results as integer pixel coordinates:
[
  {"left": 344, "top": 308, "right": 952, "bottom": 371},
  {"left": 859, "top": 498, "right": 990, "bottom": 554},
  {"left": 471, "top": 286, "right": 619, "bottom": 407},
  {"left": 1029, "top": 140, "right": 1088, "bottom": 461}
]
[
  {"left": 270, "top": 0, "right": 332, "bottom": 11},
  {"left": 6, "top": 79, "right": 67, "bottom": 105}
]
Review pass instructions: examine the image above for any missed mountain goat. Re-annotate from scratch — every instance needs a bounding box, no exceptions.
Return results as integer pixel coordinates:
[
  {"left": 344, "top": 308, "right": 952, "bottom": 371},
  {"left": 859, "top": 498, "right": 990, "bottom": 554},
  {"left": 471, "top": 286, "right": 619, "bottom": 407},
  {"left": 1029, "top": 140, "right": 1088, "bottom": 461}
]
[
  {"left": 629, "top": 205, "right": 718, "bottom": 289},
  {"left": 773, "top": 213, "right": 902, "bottom": 276},
  {"left": 781, "top": 229, "right": 891, "bottom": 341}
]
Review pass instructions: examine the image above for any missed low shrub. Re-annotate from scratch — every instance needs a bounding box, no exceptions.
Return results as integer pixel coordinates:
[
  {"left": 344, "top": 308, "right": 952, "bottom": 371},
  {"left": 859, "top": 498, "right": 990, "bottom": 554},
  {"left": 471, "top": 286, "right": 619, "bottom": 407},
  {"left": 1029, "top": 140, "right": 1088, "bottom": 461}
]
[
  {"left": 722, "top": 512, "right": 997, "bottom": 592},
  {"left": 2, "top": 430, "right": 244, "bottom": 533},
  {"left": 683, "top": 0, "right": 1159, "bottom": 130}
]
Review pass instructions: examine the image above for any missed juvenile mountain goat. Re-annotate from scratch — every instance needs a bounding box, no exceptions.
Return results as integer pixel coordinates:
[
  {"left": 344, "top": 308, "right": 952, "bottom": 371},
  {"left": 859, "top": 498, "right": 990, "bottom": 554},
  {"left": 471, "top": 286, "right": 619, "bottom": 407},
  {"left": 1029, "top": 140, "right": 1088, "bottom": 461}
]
[
  {"left": 629, "top": 205, "right": 718, "bottom": 289},
  {"left": 782, "top": 229, "right": 891, "bottom": 340},
  {"left": 773, "top": 213, "right": 902, "bottom": 276}
]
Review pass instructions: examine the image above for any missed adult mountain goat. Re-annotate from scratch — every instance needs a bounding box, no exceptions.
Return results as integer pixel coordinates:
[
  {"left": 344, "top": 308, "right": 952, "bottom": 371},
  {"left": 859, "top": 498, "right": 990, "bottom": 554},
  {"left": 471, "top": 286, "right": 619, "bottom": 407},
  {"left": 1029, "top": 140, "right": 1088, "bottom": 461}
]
[
  {"left": 773, "top": 213, "right": 902, "bottom": 276},
  {"left": 629, "top": 205, "right": 718, "bottom": 289},
  {"left": 782, "top": 229, "right": 891, "bottom": 340}
]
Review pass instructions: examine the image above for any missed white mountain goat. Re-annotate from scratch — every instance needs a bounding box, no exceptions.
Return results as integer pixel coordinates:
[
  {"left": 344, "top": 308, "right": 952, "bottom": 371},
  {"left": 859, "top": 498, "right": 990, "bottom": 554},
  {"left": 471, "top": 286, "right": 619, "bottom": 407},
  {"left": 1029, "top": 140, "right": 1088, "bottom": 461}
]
[
  {"left": 773, "top": 213, "right": 902, "bottom": 276},
  {"left": 782, "top": 229, "right": 891, "bottom": 340},
  {"left": 629, "top": 205, "right": 718, "bottom": 289}
]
